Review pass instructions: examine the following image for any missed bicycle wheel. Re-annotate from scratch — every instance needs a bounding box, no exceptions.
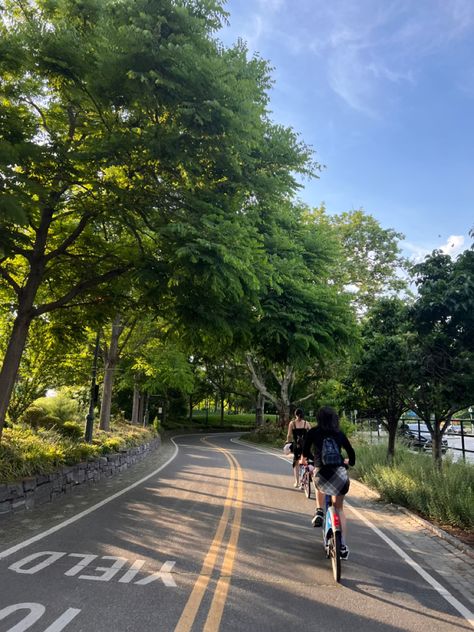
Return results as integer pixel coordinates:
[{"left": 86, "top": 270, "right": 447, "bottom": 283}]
[
  {"left": 303, "top": 473, "right": 311, "bottom": 499},
  {"left": 330, "top": 531, "right": 341, "bottom": 582}
]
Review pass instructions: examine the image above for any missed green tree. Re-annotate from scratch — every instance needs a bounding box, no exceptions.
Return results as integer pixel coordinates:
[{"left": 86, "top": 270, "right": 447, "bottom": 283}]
[
  {"left": 247, "top": 205, "right": 357, "bottom": 423},
  {"left": 352, "top": 298, "right": 411, "bottom": 461},
  {"left": 0, "top": 0, "right": 314, "bottom": 438},
  {"left": 406, "top": 250, "right": 474, "bottom": 465},
  {"left": 314, "top": 207, "right": 408, "bottom": 311}
]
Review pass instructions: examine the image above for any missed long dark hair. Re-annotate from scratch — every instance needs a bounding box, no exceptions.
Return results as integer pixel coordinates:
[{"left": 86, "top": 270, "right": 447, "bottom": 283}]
[
  {"left": 317, "top": 406, "right": 339, "bottom": 433},
  {"left": 294, "top": 408, "right": 304, "bottom": 419}
]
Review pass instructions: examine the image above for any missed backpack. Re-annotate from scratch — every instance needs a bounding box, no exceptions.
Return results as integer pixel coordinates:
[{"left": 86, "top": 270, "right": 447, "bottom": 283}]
[{"left": 321, "top": 436, "right": 342, "bottom": 466}]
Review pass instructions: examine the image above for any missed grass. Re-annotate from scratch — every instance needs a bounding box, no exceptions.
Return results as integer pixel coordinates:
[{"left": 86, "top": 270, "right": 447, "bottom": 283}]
[
  {"left": 162, "top": 412, "right": 260, "bottom": 432},
  {"left": 0, "top": 422, "right": 157, "bottom": 484},
  {"left": 352, "top": 441, "right": 474, "bottom": 532}
]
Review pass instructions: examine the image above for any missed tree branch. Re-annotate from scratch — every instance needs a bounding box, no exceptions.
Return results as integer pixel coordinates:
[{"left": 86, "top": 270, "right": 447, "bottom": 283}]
[
  {"left": 45, "top": 212, "right": 95, "bottom": 262},
  {"left": 0, "top": 266, "right": 21, "bottom": 295},
  {"left": 33, "top": 265, "right": 131, "bottom": 316},
  {"left": 246, "top": 355, "right": 278, "bottom": 406}
]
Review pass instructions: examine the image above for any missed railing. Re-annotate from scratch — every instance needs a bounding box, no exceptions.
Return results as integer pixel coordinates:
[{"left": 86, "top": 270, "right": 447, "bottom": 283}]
[{"left": 355, "top": 418, "right": 474, "bottom": 463}]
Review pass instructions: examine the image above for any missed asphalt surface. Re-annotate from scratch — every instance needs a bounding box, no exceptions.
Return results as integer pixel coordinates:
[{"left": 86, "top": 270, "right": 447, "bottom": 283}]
[{"left": 0, "top": 433, "right": 472, "bottom": 632}]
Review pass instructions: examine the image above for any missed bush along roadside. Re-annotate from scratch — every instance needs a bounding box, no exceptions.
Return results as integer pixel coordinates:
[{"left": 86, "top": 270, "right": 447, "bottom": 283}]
[
  {"left": 352, "top": 441, "right": 474, "bottom": 533},
  {"left": 0, "top": 422, "right": 160, "bottom": 516}
]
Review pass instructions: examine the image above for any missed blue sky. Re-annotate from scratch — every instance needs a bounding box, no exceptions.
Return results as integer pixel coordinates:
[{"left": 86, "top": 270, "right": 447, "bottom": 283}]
[{"left": 218, "top": 0, "right": 474, "bottom": 261}]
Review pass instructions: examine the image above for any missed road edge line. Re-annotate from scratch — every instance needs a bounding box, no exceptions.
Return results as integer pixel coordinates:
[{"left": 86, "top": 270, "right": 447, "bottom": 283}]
[{"left": 0, "top": 441, "right": 179, "bottom": 561}]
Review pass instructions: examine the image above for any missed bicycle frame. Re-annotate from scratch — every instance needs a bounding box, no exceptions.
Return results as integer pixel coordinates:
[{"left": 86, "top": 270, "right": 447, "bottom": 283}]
[
  {"left": 298, "top": 464, "right": 314, "bottom": 499},
  {"left": 323, "top": 494, "right": 342, "bottom": 582}
]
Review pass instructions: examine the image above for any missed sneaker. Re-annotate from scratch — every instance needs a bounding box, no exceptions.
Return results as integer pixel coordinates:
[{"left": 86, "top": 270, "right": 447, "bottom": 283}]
[
  {"left": 293, "top": 481, "right": 300, "bottom": 488},
  {"left": 311, "top": 509, "right": 324, "bottom": 527},
  {"left": 340, "top": 544, "right": 349, "bottom": 560}
]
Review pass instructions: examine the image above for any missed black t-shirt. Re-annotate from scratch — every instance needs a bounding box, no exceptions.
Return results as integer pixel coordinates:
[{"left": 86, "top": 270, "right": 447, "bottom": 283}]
[{"left": 302, "top": 426, "right": 355, "bottom": 468}]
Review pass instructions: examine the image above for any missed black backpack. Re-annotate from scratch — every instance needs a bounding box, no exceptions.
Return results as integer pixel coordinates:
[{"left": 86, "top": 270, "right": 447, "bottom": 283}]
[{"left": 321, "top": 436, "right": 342, "bottom": 466}]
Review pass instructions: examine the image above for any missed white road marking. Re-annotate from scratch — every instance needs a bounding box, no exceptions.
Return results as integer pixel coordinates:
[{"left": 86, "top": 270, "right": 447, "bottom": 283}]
[
  {"left": 231, "top": 436, "right": 474, "bottom": 628},
  {"left": 9, "top": 552, "right": 67, "bottom": 574}
]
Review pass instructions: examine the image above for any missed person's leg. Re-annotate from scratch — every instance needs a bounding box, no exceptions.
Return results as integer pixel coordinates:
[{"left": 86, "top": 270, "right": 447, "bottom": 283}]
[
  {"left": 293, "top": 455, "right": 301, "bottom": 486},
  {"left": 332, "top": 495, "right": 346, "bottom": 536},
  {"left": 333, "top": 495, "right": 349, "bottom": 557},
  {"left": 293, "top": 463, "right": 299, "bottom": 486},
  {"left": 311, "top": 488, "right": 325, "bottom": 526},
  {"left": 316, "top": 489, "right": 325, "bottom": 511}
]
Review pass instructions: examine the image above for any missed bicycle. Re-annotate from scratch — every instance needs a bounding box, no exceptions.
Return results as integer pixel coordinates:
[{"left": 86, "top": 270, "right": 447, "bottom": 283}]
[
  {"left": 298, "top": 463, "right": 314, "bottom": 499},
  {"left": 322, "top": 493, "right": 342, "bottom": 582}
]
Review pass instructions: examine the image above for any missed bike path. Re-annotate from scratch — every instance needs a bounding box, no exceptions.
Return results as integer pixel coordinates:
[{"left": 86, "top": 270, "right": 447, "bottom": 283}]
[{"left": 0, "top": 433, "right": 472, "bottom": 631}]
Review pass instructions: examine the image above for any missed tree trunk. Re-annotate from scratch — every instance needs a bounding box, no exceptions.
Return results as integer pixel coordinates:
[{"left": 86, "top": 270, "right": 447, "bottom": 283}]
[
  {"left": 432, "top": 423, "right": 443, "bottom": 469},
  {"left": 99, "top": 315, "right": 123, "bottom": 431},
  {"left": 0, "top": 312, "right": 34, "bottom": 436},
  {"left": 255, "top": 391, "right": 264, "bottom": 426},
  {"left": 220, "top": 392, "right": 225, "bottom": 424},
  {"left": 138, "top": 390, "right": 145, "bottom": 426},
  {"left": 189, "top": 395, "right": 193, "bottom": 424},
  {"left": 131, "top": 382, "right": 140, "bottom": 424},
  {"left": 387, "top": 426, "right": 396, "bottom": 464},
  {"left": 277, "top": 401, "right": 290, "bottom": 426}
]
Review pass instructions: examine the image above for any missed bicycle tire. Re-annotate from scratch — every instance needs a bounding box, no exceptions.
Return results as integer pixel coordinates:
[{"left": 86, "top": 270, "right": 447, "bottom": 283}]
[
  {"left": 303, "top": 474, "right": 311, "bottom": 499},
  {"left": 331, "top": 531, "right": 342, "bottom": 582}
]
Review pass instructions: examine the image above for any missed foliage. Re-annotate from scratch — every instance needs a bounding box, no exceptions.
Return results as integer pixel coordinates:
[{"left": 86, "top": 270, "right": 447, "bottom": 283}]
[
  {"left": 0, "top": 422, "right": 157, "bottom": 483},
  {"left": 59, "top": 421, "right": 84, "bottom": 440},
  {"left": 351, "top": 297, "right": 412, "bottom": 459},
  {"left": 314, "top": 207, "right": 408, "bottom": 311},
  {"left": 33, "top": 390, "right": 82, "bottom": 424},
  {"left": 353, "top": 442, "right": 474, "bottom": 531},
  {"left": 0, "top": 0, "right": 315, "bottom": 437},
  {"left": 406, "top": 250, "right": 474, "bottom": 464}
]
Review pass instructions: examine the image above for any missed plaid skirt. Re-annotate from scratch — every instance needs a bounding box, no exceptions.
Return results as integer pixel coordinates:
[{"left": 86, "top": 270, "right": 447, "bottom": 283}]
[{"left": 314, "top": 466, "right": 350, "bottom": 496}]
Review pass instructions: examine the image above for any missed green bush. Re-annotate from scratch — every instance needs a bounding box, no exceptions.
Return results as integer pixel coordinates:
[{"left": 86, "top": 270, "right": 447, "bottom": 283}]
[
  {"left": 59, "top": 421, "right": 84, "bottom": 440},
  {"left": 20, "top": 406, "right": 48, "bottom": 428},
  {"left": 245, "top": 421, "right": 286, "bottom": 447},
  {"left": 353, "top": 442, "right": 474, "bottom": 531},
  {"left": 33, "top": 391, "right": 81, "bottom": 424},
  {"left": 0, "top": 422, "right": 157, "bottom": 483}
]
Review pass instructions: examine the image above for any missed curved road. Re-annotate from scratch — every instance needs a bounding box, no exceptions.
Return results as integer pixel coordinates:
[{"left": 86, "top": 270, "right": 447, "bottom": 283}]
[{"left": 0, "top": 433, "right": 472, "bottom": 631}]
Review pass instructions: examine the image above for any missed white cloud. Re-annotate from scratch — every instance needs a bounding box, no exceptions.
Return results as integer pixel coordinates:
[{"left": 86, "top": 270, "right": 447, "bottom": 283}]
[
  {"left": 307, "top": 0, "right": 474, "bottom": 116},
  {"left": 440, "top": 234, "right": 465, "bottom": 257},
  {"left": 403, "top": 234, "right": 467, "bottom": 262}
]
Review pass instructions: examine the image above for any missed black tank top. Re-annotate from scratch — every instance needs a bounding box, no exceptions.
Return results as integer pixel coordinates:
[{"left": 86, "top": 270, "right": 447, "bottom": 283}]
[{"left": 292, "top": 422, "right": 308, "bottom": 451}]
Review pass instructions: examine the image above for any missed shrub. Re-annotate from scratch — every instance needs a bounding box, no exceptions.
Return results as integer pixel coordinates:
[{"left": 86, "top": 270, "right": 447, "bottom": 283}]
[
  {"left": 245, "top": 421, "right": 286, "bottom": 447},
  {"left": 20, "top": 406, "right": 48, "bottom": 428},
  {"left": 0, "top": 422, "right": 158, "bottom": 483},
  {"left": 353, "top": 441, "right": 474, "bottom": 531},
  {"left": 33, "top": 391, "right": 81, "bottom": 424},
  {"left": 59, "top": 421, "right": 84, "bottom": 440}
]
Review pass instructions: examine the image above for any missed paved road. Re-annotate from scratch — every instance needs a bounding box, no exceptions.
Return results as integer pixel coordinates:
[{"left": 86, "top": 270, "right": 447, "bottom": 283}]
[{"left": 0, "top": 433, "right": 472, "bottom": 631}]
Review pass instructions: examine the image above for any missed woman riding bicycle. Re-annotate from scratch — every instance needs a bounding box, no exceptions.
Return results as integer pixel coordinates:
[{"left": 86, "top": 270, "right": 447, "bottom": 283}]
[
  {"left": 286, "top": 408, "right": 311, "bottom": 488},
  {"left": 301, "top": 406, "right": 355, "bottom": 559}
]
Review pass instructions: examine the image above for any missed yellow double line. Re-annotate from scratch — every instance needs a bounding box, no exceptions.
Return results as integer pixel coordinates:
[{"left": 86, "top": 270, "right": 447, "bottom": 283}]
[{"left": 174, "top": 439, "right": 244, "bottom": 632}]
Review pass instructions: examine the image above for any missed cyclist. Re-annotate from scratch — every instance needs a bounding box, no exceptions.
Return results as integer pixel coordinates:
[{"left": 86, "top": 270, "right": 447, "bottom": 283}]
[
  {"left": 301, "top": 406, "right": 355, "bottom": 559},
  {"left": 286, "top": 408, "right": 311, "bottom": 488}
]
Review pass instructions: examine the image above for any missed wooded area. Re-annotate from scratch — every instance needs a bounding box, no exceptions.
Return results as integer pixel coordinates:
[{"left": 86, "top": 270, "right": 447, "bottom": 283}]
[{"left": 1, "top": 0, "right": 473, "bottom": 466}]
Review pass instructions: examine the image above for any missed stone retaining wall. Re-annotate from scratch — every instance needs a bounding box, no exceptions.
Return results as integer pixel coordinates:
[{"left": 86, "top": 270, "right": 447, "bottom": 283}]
[{"left": 0, "top": 436, "right": 161, "bottom": 516}]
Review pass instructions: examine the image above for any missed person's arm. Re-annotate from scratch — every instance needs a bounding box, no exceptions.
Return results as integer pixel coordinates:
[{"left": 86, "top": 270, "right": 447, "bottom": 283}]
[
  {"left": 341, "top": 433, "right": 356, "bottom": 466},
  {"left": 286, "top": 420, "right": 294, "bottom": 443}
]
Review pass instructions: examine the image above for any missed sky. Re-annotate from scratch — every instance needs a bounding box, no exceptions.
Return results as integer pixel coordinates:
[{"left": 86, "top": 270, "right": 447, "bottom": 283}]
[{"left": 218, "top": 0, "right": 474, "bottom": 262}]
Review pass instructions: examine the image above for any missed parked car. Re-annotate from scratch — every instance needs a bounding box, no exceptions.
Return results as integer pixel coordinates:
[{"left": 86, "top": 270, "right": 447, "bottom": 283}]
[
  {"left": 446, "top": 423, "right": 462, "bottom": 435},
  {"left": 398, "top": 423, "right": 448, "bottom": 454}
]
